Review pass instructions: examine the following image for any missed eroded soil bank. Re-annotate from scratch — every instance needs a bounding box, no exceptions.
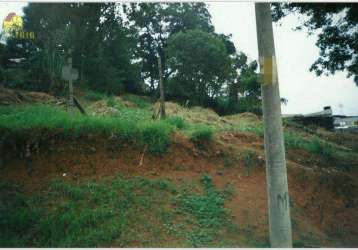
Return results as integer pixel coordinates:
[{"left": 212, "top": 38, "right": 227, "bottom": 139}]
[{"left": 1, "top": 132, "right": 358, "bottom": 247}]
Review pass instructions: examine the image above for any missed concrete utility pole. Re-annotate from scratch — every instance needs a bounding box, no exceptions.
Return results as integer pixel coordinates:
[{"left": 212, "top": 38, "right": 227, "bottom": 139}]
[
  {"left": 158, "top": 55, "right": 166, "bottom": 119},
  {"left": 255, "top": 3, "right": 292, "bottom": 247}
]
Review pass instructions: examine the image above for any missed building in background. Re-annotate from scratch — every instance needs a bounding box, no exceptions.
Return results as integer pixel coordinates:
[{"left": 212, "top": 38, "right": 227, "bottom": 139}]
[{"left": 283, "top": 106, "right": 358, "bottom": 132}]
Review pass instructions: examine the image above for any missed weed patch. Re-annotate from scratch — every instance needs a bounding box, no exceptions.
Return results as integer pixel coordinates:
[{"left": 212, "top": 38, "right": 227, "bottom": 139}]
[
  {"left": 242, "top": 149, "right": 257, "bottom": 176},
  {"left": 177, "top": 175, "right": 232, "bottom": 247},
  {"left": 83, "top": 90, "right": 107, "bottom": 101},
  {"left": 0, "top": 177, "right": 179, "bottom": 247},
  {"left": 189, "top": 125, "right": 214, "bottom": 143},
  {"left": 166, "top": 116, "right": 186, "bottom": 129},
  {"left": 121, "top": 94, "right": 151, "bottom": 109},
  {"left": 285, "top": 132, "right": 335, "bottom": 159},
  {"left": 0, "top": 105, "right": 175, "bottom": 155}
]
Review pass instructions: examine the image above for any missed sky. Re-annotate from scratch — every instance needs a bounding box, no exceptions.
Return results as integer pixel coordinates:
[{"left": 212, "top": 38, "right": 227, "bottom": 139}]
[{"left": 1, "top": 1, "right": 357, "bottom": 116}]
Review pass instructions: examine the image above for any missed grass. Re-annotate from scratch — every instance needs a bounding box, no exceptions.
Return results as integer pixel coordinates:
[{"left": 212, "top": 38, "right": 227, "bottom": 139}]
[
  {"left": 0, "top": 177, "right": 177, "bottom": 247},
  {"left": 189, "top": 125, "right": 214, "bottom": 143},
  {"left": 0, "top": 175, "right": 246, "bottom": 248},
  {"left": 121, "top": 94, "right": 151, "bottom": 109},
  {"left": 83, "top": 90, "right": 107, "bottom": 101},
  {"left": 165, "top": 116, "right": 186, "bottom": 129},
  {"left": 284, "top": 132, "right": 335, "bottom": 158},
  {"left": 0, "top": 105, "right": 174, "bottom": 154},
  {"left": 176, "top": 175, "right": 235, "bottom": 247}
]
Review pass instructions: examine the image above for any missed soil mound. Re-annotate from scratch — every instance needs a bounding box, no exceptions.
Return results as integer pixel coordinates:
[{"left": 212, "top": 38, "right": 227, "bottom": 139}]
[{"left": 0, "top": 86, "right": 60, "bottom": 105}]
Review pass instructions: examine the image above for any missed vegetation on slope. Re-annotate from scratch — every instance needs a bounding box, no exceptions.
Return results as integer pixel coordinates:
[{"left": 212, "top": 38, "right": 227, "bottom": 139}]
[{"left": 0, "top": 175, "right": 243, "bottom": 247}]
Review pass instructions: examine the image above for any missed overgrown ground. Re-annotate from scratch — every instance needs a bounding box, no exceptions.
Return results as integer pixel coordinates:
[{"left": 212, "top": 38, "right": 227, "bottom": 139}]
[{"left": 1, "top": 88, "right": 358, "bottom": 247}]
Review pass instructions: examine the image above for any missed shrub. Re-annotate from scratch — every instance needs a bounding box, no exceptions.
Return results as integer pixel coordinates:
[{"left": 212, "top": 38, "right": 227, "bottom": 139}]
[
  {"left": 84, "top": 90, "right": 106, "bottom": 101},
  {"left": 106, "top": 96, "right": 116, "bottom": 107},
  {"left": 166, "top": 116, "right": 186, "bottom": 129},
  {"left": 190, "top": 126, "right": 213, "bottom": 143},
  {"left": 284, "top": 131, "right": 305, "bottom": 149},
  {"left": 139, "top": 122, "right": 174, "bottom": 154},
  {"left": 307, "top": 136, "right": 334, "bottom": 158}
]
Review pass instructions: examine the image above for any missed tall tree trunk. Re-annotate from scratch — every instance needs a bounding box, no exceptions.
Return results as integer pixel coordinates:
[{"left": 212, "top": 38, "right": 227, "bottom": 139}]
[
  {"left": 68, "top": 51, "right": 74, "bottom": 108},
  {"left": 255, "top": 3, "right": 292, "bottom": 247},
  {"left": 150, "top": 74, "right": 156, "bottom": 102},
  {"left": 50, "top": 50, "right": 55, "bottom": 92},
  {"left": 158, "top": 55, "right": 165, "bottom": 119},
  {"left": 80, "top": 52, "right": 84, "bottom": 86}
]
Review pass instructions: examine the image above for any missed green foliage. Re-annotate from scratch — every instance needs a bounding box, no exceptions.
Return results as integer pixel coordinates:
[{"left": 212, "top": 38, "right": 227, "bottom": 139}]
[
  {"left": 189, "top": 125, "right": 214, "bottom": 143},
  {"left": 0, "top": 175, "right": 240, "bottom": 247},
  {"left": 121, "top": 94, "right": 151, "bottom": 109},
  {"left": 0, "top": 105, "right": 174, "bottom": 155},
  {"left": 272, "top": 3, "right": 358, "bottom": 84},
  {"left": 106, "top": 96, "right": 116, "bottom": 107},
  {"left": 284, "top": 132, "right": 334, "bottom": 158},
  {"left": 166, "top": 29, "right": 232, "bottom": 106},
  {"left": 2, "top": 3, "right": 142, "bottom": 93},
  {"left": 242, "top": 149, "right": 257, "bottom": 176},
  {"left": 124, "top": 3, "right": 213, "bottom": 95},
  {"left": 84, "top": 90, "right": 107, "bottom": 101},
  {"left": 165, "top": 116, "right": 186, "bottom": 129},
  {"left": 307, "top": 136, "right": 334, "bottom": 157},
  {"left": 177, "top": 175, "right": 231, "bottom": 247},
  {"left": 139, "top": 121, "right": 174, "bottom": 154}
]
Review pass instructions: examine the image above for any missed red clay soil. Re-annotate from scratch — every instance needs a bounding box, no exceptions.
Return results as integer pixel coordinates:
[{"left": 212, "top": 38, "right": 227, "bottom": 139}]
[{"left": 1, "top": 132, "right": 358, "bottom": 247}]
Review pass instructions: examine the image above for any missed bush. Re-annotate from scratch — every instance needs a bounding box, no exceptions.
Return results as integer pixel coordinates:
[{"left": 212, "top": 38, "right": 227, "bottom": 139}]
[
  {"left": 308, "top": 136, "right": 334, "bottom": 158},
  {"left": 106, "top": 96, "right": 116, "bottom": 107},
  {"left": 190, "top": 126, "right": 213, "bottom": 143},
  {"left": 84, "top": 90, "right": 106, "bottom": 101},
  {"left": 139, "top": 122, "right": 174, "bottom": 154},
  {"left": 166, "top": 116, "right": 186, "bottom": 129}
]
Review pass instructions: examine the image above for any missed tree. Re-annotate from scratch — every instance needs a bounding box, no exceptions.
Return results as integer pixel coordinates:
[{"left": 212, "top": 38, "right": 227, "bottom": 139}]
[
  {"left": 272, "top": 3, "right": 358, "bottom": 85},
  {"left": 231, "top": 52, "right": 262, "bottom": 115},
  {"left": 165, "top": 29, "right": 232, "bottom": 106},
  {"left": 255, "top": 3, "right": 292, "bottom": 247},
  {"left": 123, "top": 3, "right": 214, "bottom": 97},
  {"left": 3, "top": 3, "right": 142, "bottom": 94}
]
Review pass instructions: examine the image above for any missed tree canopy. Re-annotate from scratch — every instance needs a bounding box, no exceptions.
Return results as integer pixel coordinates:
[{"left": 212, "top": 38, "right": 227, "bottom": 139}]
[
  {"left": 272, "top": 3, "right": 358, "bottom": 85},
  {"left": 0, "top": 2, "right": 262, "bottom": 115}
]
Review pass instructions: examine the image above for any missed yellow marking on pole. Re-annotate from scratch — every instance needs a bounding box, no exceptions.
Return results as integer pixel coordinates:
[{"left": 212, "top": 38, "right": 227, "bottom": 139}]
[{"left": 259, "top": 56, "right": 278, "bottom": 85}]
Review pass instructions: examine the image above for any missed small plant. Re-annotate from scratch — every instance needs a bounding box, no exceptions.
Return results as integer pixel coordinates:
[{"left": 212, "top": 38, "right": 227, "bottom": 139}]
[
  {"left": 177, "top": 175, "right": 230, "bottom": 247},
  {"left": 242, "top": 150, "right": 256, "bottom": 176},
  {"left": 190, "top": 126, "right": 213, "bottom": 143},
  {"left": 222, "top": 152, "right": 240, "bottom": 168}
]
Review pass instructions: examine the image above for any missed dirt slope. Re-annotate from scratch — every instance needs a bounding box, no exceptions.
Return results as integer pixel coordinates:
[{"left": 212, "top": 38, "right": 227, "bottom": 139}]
[{"left": 1, "top": 130, "right": 357, "bottom": 247}]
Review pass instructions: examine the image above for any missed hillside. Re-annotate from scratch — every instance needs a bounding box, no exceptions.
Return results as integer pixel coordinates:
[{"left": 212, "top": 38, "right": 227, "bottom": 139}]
[{"left": 1, "top": 88, "right": 358, "bottom": 247}]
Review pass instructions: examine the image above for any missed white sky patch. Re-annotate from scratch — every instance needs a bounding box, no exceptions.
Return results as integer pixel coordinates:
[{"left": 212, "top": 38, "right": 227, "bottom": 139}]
[
  {"left": 1, "top": 1, "right": 357, "bottom": 116},
  {"left": 208, "top": 2, "right": 358, "bottom": 116}
]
